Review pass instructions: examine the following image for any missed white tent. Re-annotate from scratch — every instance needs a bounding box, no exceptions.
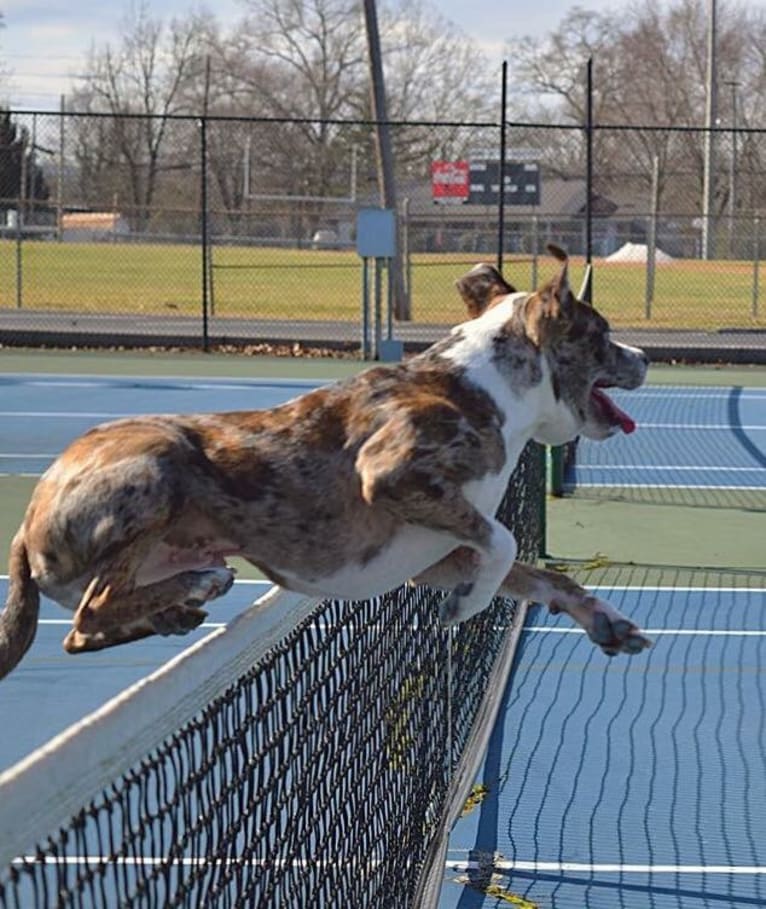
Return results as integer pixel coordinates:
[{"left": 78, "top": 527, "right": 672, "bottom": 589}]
[{"left": 605, "top": 242, "right": 673, "bottom": 263}]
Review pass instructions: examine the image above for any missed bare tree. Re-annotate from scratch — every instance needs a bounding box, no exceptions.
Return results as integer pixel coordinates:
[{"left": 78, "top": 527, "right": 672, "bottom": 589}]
[
  {"left": 378, "top": 0, "right": 498, "bottom": 174},
  {"left": 69, "top": 2, "right": 208, "bottom": 230},
  {"left": 509, "top": 0, "right": 766, "bottom": 233}
]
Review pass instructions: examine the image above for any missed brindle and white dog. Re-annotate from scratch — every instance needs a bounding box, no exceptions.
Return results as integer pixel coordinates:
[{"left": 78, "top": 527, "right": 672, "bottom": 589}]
[{"left": 0, "top": 246, "right": 651, "bottom": 680}]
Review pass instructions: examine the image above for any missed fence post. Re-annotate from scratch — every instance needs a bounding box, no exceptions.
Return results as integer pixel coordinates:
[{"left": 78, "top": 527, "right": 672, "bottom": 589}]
[
  {"left": 753, "top": 215, "right": 761, "bottom": 319},
  {"left": 497, "top": 61, "right": 507, "bottom": 273},
  {"left": 199, "top": 59, "right": 211, "bottom": 352},
  {"left": 645, "top": 155, "right": 659, "bottom": 320},
  {"left": 584, "top": 56, "right": 593, "bottom": 268},
  {"left": 57, "top": 97, "right": 65, "bottom": 242}
]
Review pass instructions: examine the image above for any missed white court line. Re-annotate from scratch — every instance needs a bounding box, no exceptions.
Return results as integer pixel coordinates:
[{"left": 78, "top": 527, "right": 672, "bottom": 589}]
[
  {"left": 576, "top": 464, "right": 764, "bottom": 472},
  {"left": 571, "top": 482, "right": 762, "bottom": 491},
  {"left": 527, "top": 627, "right": 766, "bottom": 637},
  {"left": 0, "top": 575, "right": 269, "bottom": 585},
  {"left": 7, "top": 376, "right": 321, "bottom": 390},
  {"left": 637, "top": 423, "right": 766, "bottom": 430},
  {"left": 446, "top": 859, "right": 766, "bottom": 875},
  {"left": 37, "top": 619, "right": 230, "bottom": 629},
  {"left": 0, "top": 454, "right": 56, "bottom": 459},
  {"left": 588, "top": 586, "right": 764, "bottom": 592},
  {"left": 0, "top": 411, "right": 136, "bottom": 418},
  {"left": 623, "top": 388, "right": 766, "bottom": 398},
  {"left": 28, "top": 578, "right": 273, "bottom": 629}
]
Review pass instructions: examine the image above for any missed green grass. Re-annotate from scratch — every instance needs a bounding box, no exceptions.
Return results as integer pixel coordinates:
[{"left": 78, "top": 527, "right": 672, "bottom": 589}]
[{"left": 1, "top": 240, "right": 765, "bottom": 330}]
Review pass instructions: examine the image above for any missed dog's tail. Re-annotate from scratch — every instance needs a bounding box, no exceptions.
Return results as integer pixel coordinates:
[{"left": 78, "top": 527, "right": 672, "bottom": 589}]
[{"left": 0, "top": 532, "right": 40, "bottom": 680}]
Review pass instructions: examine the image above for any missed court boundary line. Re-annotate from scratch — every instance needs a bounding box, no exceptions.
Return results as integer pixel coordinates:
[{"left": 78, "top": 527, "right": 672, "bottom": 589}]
[
  {"left": 527, "top": 627, "right": 766, "bottom": 636},
  {"left": 444, "top": 859, "right": 766, "bottom": 875},
  {"left": 0, "top": 374, "right": 324, "bottom": 390},
  {"left": 567, "top": 482, "right": 763, "bottom": 491}
]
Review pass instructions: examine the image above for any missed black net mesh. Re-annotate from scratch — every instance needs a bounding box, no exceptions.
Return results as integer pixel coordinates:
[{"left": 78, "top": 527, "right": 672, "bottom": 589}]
[{"left": 0, "top": 442, "right": 544, "bottom": 909}]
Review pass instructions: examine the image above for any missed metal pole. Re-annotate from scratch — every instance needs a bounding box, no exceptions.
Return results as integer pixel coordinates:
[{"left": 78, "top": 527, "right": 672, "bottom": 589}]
[
  {"left": 645, "top": 156, "right": 659, "bottom": 320},
  {"left": 373, "top": 258, "right": 382, "bottom": 360},
  {"left": 701, "top": 0, "right": 717, "bottom": 260},
  {"left": 361, "top": 258, "right": 370, "bottom": 359},
  {"left": 402, "top": 196, "right": 411, "bottom": 317},
  {"left": 497, "top": 61, "right": 508, "bottom": 273},
  {"left": 16, "top": 131, "right": 27, "bottom": 310},
  {"left": 56, "top": 95, "right": 65, "bottom": 242},
  {"left": 723, "top": 79, "right": 739, "bottom": 258},
  {"left": 753, "top": 215, "right": 760, "bottom": 318},
  {"left": 199, "top": 57, "right": 211, "bottom": 351},
  {"left": 363, "top": 0, "right": 410, "bottom": 319}
]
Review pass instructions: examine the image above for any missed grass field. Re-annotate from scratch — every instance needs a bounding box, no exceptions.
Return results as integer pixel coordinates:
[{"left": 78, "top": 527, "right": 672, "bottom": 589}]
[{"left": 1, "top": 239, "right": 764, "bottom": 330}]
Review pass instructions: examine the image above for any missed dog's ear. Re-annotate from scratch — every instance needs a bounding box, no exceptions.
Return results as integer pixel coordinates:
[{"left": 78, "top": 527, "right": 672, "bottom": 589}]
[
  {"left": 455, "top": 263, "right": 516, "bottom": 319},
  {"left": 524, "top": 245, "right": 575, "bottom": 347},
  {"left": 545, "top": 244, "right": 576, "bottom": 316}
]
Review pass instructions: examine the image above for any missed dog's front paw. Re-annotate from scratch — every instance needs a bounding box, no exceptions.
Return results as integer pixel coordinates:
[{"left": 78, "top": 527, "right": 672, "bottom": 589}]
[
  {"left": 438, "top": 582, "right": 484, "bottom": 625},
  {"left": 586, "top": 597, "right": 651, "bottom": 657}
]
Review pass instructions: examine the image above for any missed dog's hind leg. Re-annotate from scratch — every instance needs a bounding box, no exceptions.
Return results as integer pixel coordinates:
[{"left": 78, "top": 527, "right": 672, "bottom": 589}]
[
  {"left": 415, "top": 549, "right": 651, "bottom": 656},
  {"left": 63, "top": 602, "right": 211, "bottom": 654},
  {"left": 71, "top": 565, "right": 235, "bottom": 639}
]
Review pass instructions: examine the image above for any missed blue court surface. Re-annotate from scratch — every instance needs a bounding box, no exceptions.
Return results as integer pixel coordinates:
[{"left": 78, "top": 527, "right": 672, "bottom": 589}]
[
  {"left": 0, "top": 373, "right": 322, "bottom": 476},
  {"left": 439, "top": 584, "right": 766, "bottom": 909},
  {"left": 566, "top": 385, "right": 766, "bottom": 491}
]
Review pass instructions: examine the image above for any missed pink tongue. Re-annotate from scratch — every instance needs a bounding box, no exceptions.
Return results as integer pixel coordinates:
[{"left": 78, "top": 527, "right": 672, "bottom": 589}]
[{"left": 592, "top": 388, "right": 636, "bottom": 434}]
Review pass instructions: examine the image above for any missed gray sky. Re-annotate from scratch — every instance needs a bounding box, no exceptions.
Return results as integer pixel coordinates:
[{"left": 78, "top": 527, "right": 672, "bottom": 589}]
[{"left": 0, "top": 0, "right": 741, "bottom": 111}]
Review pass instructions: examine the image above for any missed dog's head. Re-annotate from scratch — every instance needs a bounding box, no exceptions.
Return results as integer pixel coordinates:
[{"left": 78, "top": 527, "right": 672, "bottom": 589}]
[
  {"left": 457, "top": 246, "right": 648, "bottom": 445},
  {"left": 524, "top": 244, "right": 648, "bottom": 443}
]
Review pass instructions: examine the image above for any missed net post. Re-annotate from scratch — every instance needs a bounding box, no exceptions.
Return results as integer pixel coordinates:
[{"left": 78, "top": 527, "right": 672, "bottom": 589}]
[
  {"left": 550, "top": 445, "right": 564, "bottom": 498},
  {"left": 446, "top": 628, "right": 454, "bottom": 776}
]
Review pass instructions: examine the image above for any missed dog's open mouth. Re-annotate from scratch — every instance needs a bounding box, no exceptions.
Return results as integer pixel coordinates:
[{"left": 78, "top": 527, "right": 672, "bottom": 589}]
[{"left": 590, "top": 382, "right": 636, "bottom": 434}]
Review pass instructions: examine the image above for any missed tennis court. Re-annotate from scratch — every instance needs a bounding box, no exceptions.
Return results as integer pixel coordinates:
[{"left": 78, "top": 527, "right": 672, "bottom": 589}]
[
  {"left": 0, "top": 356, "right": 764, "bottom": 908},
  {"left": 564, "top": 384, "right": 766, "bottom": 500},
  {"left": 438, "top": 375, "right": 766, "bottom": 908}
]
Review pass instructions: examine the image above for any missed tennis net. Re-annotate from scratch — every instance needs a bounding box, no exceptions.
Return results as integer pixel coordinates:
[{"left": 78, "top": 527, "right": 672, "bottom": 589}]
[{"left": 0, "top": 442, "right": 544, "bottom": 909}]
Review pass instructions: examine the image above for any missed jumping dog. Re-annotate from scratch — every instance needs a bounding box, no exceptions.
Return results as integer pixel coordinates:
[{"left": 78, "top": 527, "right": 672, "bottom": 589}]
[{"left": 0, "top": 246, "right": 651, "bottom": 679}]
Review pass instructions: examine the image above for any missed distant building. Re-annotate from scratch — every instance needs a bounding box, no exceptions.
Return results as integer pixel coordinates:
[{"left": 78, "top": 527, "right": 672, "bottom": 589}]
[{"left": 62, "top": 212, "right": 129, "bottom": 242}]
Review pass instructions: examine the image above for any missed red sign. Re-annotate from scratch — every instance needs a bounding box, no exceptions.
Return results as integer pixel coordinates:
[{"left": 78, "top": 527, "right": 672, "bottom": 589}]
[{"left": 431, "top": 160, "right": 469, "bottom": 203}]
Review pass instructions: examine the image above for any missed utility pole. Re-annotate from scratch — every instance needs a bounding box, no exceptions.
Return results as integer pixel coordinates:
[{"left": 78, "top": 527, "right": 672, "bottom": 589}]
[
  {"left": 362, "top": 0, "right": 410, "bottom": 320},
  {"left": 701, "top": 0, "right": 717, "bottom": 260}
]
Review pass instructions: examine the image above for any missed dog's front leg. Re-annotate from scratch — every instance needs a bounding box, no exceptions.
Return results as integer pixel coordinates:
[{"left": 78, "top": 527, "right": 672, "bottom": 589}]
[
  {"left": 437, "top": 520, "right": 518, "bottom": 625},
  {"left": 498, "top": 563, "right": 651, "bottom": 656},
  {"left": 415, "top": 550, "right": 651, "bottom": 656}
]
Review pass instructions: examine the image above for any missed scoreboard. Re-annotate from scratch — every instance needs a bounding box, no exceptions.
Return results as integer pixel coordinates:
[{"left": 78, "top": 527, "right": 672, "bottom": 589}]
[
  {"left": 467, "top": 160, "right": 540, "bottom": 206},
  {"left": 431, "top": 158, "right": 540, "bottom": 206}
]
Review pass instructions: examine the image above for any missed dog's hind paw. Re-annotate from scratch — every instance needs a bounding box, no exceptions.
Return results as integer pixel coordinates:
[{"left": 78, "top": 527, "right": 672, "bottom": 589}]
[
  {"left": 183, "top": 567, "right": 236, "bottom": 607},
  {"left": 587, "top": 600, "right": 652, "bottom": 657},
  {"left": 151, "top": 604, "right": 208, "bottom": 636}
]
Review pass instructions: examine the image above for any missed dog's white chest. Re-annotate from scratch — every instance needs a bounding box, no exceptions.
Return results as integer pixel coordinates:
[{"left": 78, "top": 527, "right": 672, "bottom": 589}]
[{"left": 276, "top": 524, "right": 459, "bottom": 600}]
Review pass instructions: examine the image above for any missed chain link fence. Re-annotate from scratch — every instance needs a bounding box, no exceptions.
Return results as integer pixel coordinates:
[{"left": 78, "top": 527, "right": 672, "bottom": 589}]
[{"left": 1, "top": 110, "right": 765, "bottom": 359}]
